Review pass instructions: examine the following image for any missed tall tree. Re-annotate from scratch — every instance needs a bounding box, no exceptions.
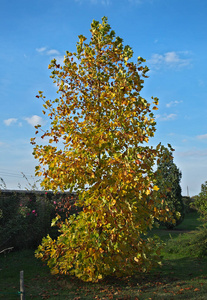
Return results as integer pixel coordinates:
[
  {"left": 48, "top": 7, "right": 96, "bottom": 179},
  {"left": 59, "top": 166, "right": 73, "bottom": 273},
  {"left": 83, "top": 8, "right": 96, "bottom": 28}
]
[
  {"left": 156, "top": 148, "right": 184, "bottom": 229},
  {"left": 32, "top": 17, "right": 174, "bottom": 282}
]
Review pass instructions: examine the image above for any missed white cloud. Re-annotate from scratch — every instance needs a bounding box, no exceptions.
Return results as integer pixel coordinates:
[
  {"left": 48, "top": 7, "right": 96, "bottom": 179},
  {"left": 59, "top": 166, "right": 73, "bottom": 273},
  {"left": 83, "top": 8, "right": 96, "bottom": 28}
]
[
  {"left": 4, "top": 118, "right": 18, "bottom": 126},
  {"left": 165, "top": 52, "right": 180, "bottom": 63},
  {"left": 36, "top": 47, "right": 47, "bottom": 53},
  {"left": 156, "top": 113, "right": 177, "bottom": 121},
  {"left": 149, "top": 51, "right": 190, "bottom": 69},
  {"left": 36, "top": 47, "right": 60, "bottom": 56},
  {"left": 166, "top": 100, "right": 183, "bottom": 108},
  {"left": 24, "top": 115, "right": 46, "bottom": 127},
  {"left": 47, "top": 49, "right": 60, "bottom": 56},
  {"left": 197, "top": 134, "right": 207, "bottom": 140}
]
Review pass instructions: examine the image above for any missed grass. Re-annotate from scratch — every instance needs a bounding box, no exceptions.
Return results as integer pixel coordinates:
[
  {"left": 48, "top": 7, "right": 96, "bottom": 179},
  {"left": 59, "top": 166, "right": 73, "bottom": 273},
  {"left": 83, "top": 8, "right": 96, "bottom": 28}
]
[
  {"left": 176, "top": 211, "right": 202, "bottom": 230},
  {"left": 150, "top": 211, "right": 202, "bottom": 241},
  {"left": 1, "top": 212, "right": 207, "bottom": 299}
]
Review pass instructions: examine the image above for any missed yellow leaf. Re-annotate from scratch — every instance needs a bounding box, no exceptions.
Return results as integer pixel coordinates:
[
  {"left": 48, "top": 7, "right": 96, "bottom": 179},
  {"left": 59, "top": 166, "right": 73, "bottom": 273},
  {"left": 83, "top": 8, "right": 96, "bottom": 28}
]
[
  {"left": 51, "top": 268, "right": 59, "bottom": 275},
  {"left": 153, "top": 185, "right": 159, "bottom": 191},
  {"left": 112, "top": 199, "right": 116, "bottom": 206}
]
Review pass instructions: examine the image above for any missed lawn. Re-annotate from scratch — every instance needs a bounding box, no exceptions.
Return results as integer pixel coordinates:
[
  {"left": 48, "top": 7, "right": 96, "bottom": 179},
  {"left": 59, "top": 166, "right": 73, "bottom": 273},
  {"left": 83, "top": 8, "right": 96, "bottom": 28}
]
[{"left": 1, "top": 212, "right": 207, "bottom": 299}]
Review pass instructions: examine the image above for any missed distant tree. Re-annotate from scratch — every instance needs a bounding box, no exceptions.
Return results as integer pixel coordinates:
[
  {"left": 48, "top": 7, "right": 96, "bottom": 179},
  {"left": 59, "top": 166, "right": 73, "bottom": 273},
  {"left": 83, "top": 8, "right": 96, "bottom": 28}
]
[
  {"left": 32, "top": 17, "right": 174, "bottom": 282},
  {"left": 192, "top": 181, "right": 207, "bottom": 223},
  {"left": 182, "top": 196, "right": 196, "bottom": 213},
  {"left": 156, "top": 148, "right": 184, "bottom": 229}
]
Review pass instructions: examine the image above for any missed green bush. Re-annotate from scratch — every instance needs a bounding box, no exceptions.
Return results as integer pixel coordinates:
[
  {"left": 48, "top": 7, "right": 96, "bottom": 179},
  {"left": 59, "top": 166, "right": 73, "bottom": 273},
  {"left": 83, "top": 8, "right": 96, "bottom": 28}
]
[
  {"left": 191, "top": 181, "right": 207, "bottom": 223},
  {"left": 0, "top": 192, "right": 57, "bottom": 250},
  {"left": 182, "top": 196, "right": 197, "bottom": 214},
  {"left": 165, "top": 225, "right": 207, "bottom": 258},
  {"left": 189, "top": 225, "right": 207, "bottom": 257},
  {"left": 0, "top": 191, "right": 81, "bottom": 251}
]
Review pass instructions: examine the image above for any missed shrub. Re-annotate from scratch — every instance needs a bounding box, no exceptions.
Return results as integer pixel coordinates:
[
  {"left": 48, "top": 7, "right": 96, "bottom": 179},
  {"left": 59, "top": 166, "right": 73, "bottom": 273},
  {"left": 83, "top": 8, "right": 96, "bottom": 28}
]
[
  {"left": 182, "top": 196, "right": 197, "bottom": 214},
  {"left": 165, "top": 225, "right": 207, "bottom": 258},
  {"left": 191, "top": 181, "right": 207, "bottom": 223},
  {"left": 0, "top": 191, "right": 80, "bottom": 251},
  {"left": 0, "top": 192, "right": 56, "bottom": 250}
]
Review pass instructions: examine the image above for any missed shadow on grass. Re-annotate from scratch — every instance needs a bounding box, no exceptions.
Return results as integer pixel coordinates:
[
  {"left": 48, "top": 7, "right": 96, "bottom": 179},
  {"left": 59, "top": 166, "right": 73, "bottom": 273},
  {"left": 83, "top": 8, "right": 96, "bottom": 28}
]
[
  {"left": 2, "top": 250, "right": 207, "bottom": 300},
  {"left": 133, "top": 257, "right": 207, "bottom": 299}
]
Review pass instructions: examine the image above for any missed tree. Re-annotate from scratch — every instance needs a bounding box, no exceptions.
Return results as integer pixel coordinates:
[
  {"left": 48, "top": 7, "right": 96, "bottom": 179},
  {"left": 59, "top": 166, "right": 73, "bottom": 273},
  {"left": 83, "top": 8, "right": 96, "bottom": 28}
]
[
  {"left": 156, "top": 148, "right": 184, "bottom": 229},
  {"left": 32, "top": 17, "right": 174, "bottom": 282},
  {"left": 192, "top": 181, "right": 207, "bottom": 223}
]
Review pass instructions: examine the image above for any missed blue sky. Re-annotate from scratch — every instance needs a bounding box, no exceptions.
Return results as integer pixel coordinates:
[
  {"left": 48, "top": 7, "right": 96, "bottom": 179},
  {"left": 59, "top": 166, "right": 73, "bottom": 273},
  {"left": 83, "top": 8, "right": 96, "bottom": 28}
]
[{"left": 0, "top": 0, "right": 207, "bottom": 196}]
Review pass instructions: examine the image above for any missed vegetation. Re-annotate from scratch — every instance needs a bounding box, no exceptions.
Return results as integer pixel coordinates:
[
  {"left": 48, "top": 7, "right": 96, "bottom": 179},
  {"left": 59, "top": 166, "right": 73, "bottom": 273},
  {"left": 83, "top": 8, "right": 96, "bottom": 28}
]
[
  {"left": 0, "top": 191, "right": 54, "bottom": 250},
  {"left": 1, "top": 212, "right": 207, "bottom": 299},
  {"left": 182, "top": 196, "right": 196, "bottom": 214},
  {"left": 156, "top": 148, "right": 185, "bottom": 229},
  {"left": 180, "top": 181, "right": 207, "bottom": 260},
  {"left": 32, "top": 17, "right": 175, "bottom": 282},
  {"left": 165, "top": 225, "right": 207, "bottom": 258},
  {"left": 0, "top": 191, "right": 78, "bottom": 251},
  {"left": 191, "top": 181, "right": 207, "bottom": 223}
]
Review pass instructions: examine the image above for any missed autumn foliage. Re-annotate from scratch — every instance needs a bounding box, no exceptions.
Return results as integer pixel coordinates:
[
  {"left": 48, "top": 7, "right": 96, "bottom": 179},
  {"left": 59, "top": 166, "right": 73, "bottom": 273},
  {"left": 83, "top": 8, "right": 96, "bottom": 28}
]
[{"left": 32, "top": 17, "right": 174, "bottom": 282}]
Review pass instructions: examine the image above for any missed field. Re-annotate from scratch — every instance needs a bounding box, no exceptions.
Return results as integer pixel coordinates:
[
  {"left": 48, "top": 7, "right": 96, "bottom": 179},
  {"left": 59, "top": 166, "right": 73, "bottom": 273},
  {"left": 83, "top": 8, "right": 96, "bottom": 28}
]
[{"left": 1, "top": 212, "right": 207, "bottom": 299}]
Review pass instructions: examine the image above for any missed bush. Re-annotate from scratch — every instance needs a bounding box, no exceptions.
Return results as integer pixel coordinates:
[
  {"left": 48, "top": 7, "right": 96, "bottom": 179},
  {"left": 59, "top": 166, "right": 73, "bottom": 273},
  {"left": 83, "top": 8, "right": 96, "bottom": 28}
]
[
  {"left": 189, "top": 225, "right": 207, "bottom": 257},
  {"left": 0, "top": 192, "right": 56, "bottom": 250},
  {"left": 182, "top": 196, "right": 197, "bottom": 214},
  {"left": 165, "top": 225, "right": 207, "bottom": 258},
  {"left": 191, "top": 181, "right": 207, "bottom": 223},
  {"left": 0, "top": 191, "right": 79, "bottom": 251}
]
